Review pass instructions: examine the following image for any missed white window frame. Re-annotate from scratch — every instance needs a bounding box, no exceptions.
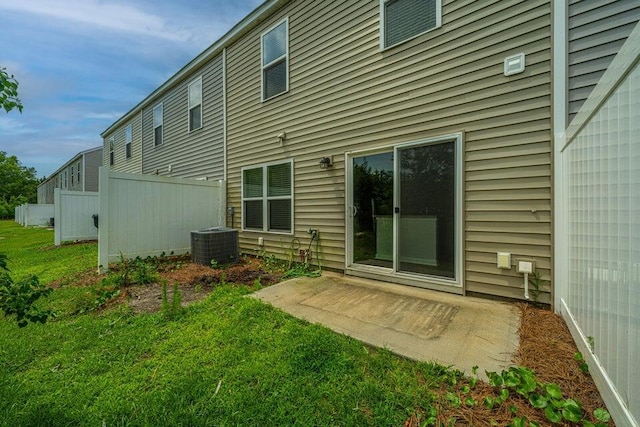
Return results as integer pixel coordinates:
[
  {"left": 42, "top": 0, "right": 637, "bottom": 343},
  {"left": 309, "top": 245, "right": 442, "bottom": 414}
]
[
  {"left": 125, "top": 124, "right": 132, "bottom": 159},
  {"left": 241, "top": 159, "right": 294, "bottom": 234},
  {"left": 379, "top": 0, "right": 442, "bottom": 50},
  {"left": 261, "top": 18, "right": 289, "bottom": 102},
  {"left": 153, "top": 103, "right": 164, "bottom": 147},
  {"left": 188, "top": 76, "right": 203, "bottom": 132},
  {"left": 109, "top": 137, "right": 115, "bottom": 166},
  {"left": 71, "top": 166, "right": 74, "bottom": 186}
]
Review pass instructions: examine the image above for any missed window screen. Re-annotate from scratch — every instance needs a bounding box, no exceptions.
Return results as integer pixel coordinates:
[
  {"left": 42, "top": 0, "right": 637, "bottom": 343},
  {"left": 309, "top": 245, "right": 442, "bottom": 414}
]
[
  {"left": 153, "top": 104, "right": 163, "bottom": 146},
  {"left": 188, "top": 78, "right": 202, "bottom": 131},
  {"left": 262, "top": 20, "right": 288, "bottom": 100},
  {"left": 242, "top": 161, "right": 292, "bottom": 232},
  {"left": 384, "top": 0, "right": 437, "bottom": 48}
]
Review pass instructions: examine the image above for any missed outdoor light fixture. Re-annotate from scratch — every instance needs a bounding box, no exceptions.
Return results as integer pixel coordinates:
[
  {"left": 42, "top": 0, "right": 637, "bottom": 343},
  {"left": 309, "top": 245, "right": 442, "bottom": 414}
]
[{"left": 319, "top": 156, "right": 333, "bottom": 169}]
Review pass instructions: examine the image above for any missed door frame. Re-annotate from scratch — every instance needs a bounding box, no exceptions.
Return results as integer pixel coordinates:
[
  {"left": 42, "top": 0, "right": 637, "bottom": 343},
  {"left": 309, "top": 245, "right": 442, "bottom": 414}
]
[{"left": 345, "top": 132, "right": 464, "bottom": 293}]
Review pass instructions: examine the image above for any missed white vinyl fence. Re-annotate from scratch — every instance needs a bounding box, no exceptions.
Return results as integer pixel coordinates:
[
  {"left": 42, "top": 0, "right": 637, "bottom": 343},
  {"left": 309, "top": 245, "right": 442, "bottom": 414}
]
[
  {"left": 13, "top": 204, "right": 54, "bottom": 227},
  {"left": 556, "top": 27, "right": 639, "bottom": 427},
  {"left": 54, "top": 189, "right": 99, "bottom": 245},
  {"left": 98, "top": 168, "right": 225, "bottom": 270}
]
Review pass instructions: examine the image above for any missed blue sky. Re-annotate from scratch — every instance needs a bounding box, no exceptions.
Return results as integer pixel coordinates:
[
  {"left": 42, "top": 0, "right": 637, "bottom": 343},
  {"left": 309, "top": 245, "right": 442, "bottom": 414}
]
[{"left": 0, "top": 0, "right": 262, "bottom": 178}]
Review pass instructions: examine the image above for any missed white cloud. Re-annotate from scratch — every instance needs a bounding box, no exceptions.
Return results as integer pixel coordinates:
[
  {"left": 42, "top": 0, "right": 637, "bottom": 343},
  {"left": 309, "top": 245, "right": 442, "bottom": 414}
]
[
  {"left": 0, "top": 0, "right": 191, "bottom": 42},
  {"left": 85, "top": 112, "right": 125, "bottom": 121},
  {"left": 0, "top": 116, "right": 38, "bottom": 135}
]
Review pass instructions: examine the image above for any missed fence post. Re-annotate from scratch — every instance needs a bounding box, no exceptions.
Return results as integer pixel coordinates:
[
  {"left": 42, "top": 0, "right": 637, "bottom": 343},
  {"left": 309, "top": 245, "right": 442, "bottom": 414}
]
[
  {"left": 218, "top": 180, "right": 226, "bottom": 227},
  {"left": 54, "top": 189, "right": 61, "bottom": 246},
  {"left": 98, "top": 167, "right": 109, "bottom": 273}
]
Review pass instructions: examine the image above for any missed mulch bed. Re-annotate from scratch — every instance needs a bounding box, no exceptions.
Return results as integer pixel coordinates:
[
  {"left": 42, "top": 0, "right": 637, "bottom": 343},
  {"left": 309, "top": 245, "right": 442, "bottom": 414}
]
[{"left": 409, "top": 303, "right": 614, "bottom": 427}]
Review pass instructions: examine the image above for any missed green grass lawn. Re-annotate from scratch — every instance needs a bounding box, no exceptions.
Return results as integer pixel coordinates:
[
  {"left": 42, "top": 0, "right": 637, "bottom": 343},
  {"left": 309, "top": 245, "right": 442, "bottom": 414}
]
[
  {"left": 0, "top": 220, "right": 98, "bottom": 283},
  {"left": 0, "top": 221, "right": 447, "bottom": 426}
]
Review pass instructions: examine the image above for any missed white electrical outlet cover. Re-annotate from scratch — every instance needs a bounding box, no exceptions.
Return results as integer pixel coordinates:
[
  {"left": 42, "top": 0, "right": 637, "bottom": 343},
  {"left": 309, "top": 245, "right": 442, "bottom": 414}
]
[{"left": 518, "top": 261, "right": 533, "bottom": 274}]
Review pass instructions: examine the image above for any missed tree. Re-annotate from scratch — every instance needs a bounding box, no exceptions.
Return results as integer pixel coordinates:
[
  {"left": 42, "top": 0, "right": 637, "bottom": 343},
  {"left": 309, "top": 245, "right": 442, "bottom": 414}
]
[
  {"left": 0, "top": 152, "right": 38, "bottom": 219},
  {"left": 0, "top": 67, "right": 23, "bottom": 113}
]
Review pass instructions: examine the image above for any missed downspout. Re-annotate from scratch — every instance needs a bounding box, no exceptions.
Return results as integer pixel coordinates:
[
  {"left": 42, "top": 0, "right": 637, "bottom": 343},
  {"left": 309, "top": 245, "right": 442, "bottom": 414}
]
[
  {"left": 223, "top": 47, "right": 228, "bottom": 182},
  {"left": 552, "top": 0, "right": 568, "bottom": 313},
  {"left": 223, "top": 47, "right": 229, "bottom": 228}
]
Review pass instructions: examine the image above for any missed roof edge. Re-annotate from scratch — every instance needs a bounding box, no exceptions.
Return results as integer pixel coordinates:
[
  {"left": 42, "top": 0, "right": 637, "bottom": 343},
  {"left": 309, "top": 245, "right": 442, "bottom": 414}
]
[{"left": 100, "top": 0, "right": 285, "bottom": 138}]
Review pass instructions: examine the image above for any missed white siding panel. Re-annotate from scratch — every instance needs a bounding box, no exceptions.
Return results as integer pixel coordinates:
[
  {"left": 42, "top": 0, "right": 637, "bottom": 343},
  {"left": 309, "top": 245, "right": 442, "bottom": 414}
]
[{"left": 54, "top": 189, "right": 99, "bottom": 245}]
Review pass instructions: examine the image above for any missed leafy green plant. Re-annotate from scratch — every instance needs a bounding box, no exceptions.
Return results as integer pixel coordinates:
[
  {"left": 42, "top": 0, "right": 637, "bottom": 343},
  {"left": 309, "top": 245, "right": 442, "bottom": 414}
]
[
  {"left": 133, "top": 258, "right": 158, "bottom": 285},
  {"left": 0, "top": 271, "right": 52, "bottom": 327},
  {"left": 482, "top": 366, "right": 610, "bottom": 426},
  {"left": 210, "top": 259, "right": 219, "bottom": 269},
  {"left": 1, "top": 67, "right": 23, "bottom": 113},
  {"left": 574, "top": 352, "right": 589, "bottom": 374}
]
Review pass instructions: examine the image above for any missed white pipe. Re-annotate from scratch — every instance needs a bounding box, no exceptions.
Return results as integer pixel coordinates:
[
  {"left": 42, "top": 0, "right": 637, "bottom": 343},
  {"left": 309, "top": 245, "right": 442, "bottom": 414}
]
[{"left": 524, "top": 272, "right": 530, "bottom": 300}]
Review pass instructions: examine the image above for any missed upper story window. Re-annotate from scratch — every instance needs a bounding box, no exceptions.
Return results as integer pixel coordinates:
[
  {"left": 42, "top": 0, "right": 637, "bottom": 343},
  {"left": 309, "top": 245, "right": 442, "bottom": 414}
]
[
  {"left": 109, "top": 137, "right": 115, "bottom": 166},
  {"left": 77, "top": 161, "right": 81, "bottom": 182},
  {"left": 153, "top": 103, "right": 163, "bottom": 146},
  {"left": 71, "top": 166, "right": 74, "bottom": 185},
  {"left": 188, "top": 77, "right": 203, "bottom": 131},
  {"left": 381, "top": 0, "right": 441, "bottom": 49},
  {"left": 261, "top": 19, "right": 288, "bottom": 101},
  {"left": 125, "top": 124, "right": 132, "bottom": 159},
  {"left": 242, "top": 160, "right": 293, "bottom": 233}
]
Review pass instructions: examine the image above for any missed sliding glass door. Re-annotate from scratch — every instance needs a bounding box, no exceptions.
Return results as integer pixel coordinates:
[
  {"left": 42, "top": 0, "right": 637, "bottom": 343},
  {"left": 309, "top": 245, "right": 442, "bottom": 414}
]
[
  {"left": 351, "top": 152, "right": 394, "bottom": 268},
  {"left": 347, "top": 134, "right": 460, "bottom": 286},
  {"left": 396, "top": 140, "right": 456, "bottom": 278}
]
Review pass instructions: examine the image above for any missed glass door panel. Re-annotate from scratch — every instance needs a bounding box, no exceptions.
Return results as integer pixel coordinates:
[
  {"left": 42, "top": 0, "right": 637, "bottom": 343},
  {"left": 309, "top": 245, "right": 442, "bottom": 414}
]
[
  {"left": 352, "top": 152, "right": 394, "bottom": 268},
  {"left": 396, "top": 141, "right": 456, "bottom": 279}
]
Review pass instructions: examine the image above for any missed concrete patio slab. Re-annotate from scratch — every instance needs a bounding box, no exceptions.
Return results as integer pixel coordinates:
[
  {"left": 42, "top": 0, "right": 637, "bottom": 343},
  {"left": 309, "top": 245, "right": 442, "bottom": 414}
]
[{"left": 252, "top": 272, "right": 520, "bottom": 377}]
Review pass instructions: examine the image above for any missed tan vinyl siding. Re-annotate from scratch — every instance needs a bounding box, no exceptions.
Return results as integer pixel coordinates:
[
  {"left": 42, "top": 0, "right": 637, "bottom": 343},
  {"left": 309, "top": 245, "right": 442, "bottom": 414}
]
[
  {"left": 225, "top": 0, "right": 552, "bottom": 299},
  {"left": 142, "top": 54, "right": 224, "bottom": 180},
  {"left": 83, "top": 149, "right": 103, "bottom": 192},
  {"left": 102, "top": 113, "right": 142, "bottom": 174},
  {"left": 568, "top": 0, "right": 640, "bottom": 123}
]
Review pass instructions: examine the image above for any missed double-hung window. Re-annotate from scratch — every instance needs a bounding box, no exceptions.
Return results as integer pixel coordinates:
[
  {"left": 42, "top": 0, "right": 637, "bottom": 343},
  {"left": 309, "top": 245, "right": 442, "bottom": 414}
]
[
  {"left": 153, "top": 103, "right": 163, "bottom": 146},
  {"left": 77, "top": 161, "right": 81, "bottom": 182},
  {"left": 242, "top": 160, "right": 293, "bottom": 233},
  {"left": 188, "top": 77, "right": 202, "bottom": 131},
  {"left": 71, "top": 166, "right": 74, "bottom": 186},
  {"left": 109, "top": 137, "right": 115, "bottom": 166},
  {"left": 261, "top": 19, "right": 288, "bottom": 101},
  {"left": 381, "top": 0, "right": 441, "bottom": 49},
  {"left": 125, "top": 124, "right": 132, "bottom": 159}
]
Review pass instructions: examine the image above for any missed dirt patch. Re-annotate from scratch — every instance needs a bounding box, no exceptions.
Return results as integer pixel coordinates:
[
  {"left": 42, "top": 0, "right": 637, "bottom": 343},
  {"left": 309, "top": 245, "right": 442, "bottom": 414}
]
[
  {"left": 127, "top": 259, "right": 282, "bottom": 313},
  {"left": 50, "top": 255, "right": 283, "bottom": 313}
]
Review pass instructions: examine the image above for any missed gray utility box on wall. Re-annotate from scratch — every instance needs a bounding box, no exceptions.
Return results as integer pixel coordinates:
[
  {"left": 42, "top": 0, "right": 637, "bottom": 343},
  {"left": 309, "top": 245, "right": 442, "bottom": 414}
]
[{"left": 190, "top": 227, "right": 239, "bottom": 266}]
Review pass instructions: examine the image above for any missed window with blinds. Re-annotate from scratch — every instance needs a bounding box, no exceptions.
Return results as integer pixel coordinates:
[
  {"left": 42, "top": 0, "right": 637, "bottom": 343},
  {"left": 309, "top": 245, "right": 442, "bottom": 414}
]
[
  {"left": 382, "top": 0, "right": 440, "bottom": 49},
  {"left": 242, "top": 160, "right": 293, "bottom": 233},
  {"left": 125, "top": 124, "right": 132, "bottom": 159},
  {"left": 153, "top": 103, "right": 163, "bottom": 146},
  {"left": 261, "top": 19, "right": 288, "bottom": 101},
  {"left": 188, "top": 77, "right": 202, "bottom": 131}
]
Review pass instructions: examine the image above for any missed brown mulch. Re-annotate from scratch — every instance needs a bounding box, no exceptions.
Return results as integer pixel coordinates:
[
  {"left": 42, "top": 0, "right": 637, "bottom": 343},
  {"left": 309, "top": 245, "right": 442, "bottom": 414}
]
[{"left": 405, "top": 303, "right": 613, "bottom": 427}]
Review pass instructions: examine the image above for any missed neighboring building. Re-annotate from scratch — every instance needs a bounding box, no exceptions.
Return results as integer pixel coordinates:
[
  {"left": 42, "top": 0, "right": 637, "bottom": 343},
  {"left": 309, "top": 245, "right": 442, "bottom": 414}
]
[{"left": 37, "top": 146, "right": 103, "bottom": 204}]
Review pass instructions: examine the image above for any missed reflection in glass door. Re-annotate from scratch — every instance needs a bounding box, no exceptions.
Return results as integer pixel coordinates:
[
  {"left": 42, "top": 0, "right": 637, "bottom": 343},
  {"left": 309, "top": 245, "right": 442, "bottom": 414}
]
[
  {"left": 351, "top": 152, "right": 394, "bottom": 268},
  {"left": 396, "top": 140, "right": 456, "bottom": 278}
]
